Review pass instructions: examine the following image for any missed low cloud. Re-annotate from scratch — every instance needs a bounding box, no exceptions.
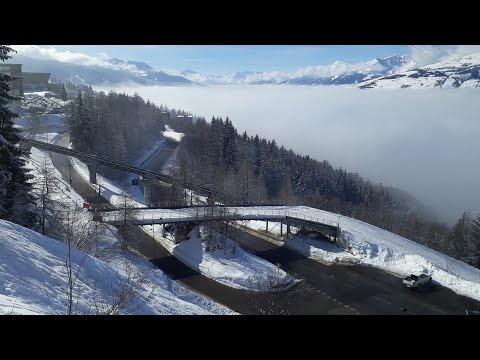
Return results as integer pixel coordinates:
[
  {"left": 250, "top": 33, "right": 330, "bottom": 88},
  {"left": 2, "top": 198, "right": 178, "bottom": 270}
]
[
  {"left": 12, "top": 45, "right": 143, "bottom": 74},
  {"left": 97, "top": 84, "right": 480, "bottom": 225},
  {"left": 193, "top": 59, "right": 392, "bottom": 84}
]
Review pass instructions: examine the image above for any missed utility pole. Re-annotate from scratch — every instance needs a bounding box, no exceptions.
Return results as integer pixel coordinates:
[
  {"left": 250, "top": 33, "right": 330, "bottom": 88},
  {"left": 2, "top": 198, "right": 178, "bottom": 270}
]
[
  {"left": 69, "top": 157, "right": 72, "bottom": 184},
  {"left": 152, "top": 222, "right": 156, "bottom": 269}
]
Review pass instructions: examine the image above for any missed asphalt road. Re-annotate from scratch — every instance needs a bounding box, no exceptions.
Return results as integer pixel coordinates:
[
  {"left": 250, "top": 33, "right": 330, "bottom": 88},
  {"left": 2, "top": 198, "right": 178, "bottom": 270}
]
[
  {"left": 46, "top": 133, "right": 480, "bottom": 315},
  {"left": 233, "top": 228, "right": 480, "bottom": 315}
]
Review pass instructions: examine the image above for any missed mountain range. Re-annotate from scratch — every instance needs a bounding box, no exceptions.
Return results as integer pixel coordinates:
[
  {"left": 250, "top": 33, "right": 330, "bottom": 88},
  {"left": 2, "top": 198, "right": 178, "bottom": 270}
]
[
  {"left": 8, "top": 52, "right": 480, "bottom": 89},
  {"left": 358, "top": 53, "right": 480, "bottom": 88},
  {"left": 181, "top": 55, "right": 417, "bottom": 86},
  {"left": 8, "top": 54, "right": 194, "bottom": 87}
]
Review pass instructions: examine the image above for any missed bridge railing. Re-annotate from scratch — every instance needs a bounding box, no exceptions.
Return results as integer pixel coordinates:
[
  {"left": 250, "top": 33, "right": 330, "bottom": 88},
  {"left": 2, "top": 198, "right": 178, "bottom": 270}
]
[{"left": 103, "top": 206, "right": 340, "bottom": 230}]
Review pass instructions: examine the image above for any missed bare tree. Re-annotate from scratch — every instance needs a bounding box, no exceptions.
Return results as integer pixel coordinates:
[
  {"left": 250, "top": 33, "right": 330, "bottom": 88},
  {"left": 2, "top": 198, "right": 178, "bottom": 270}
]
[
  {"left": 30, "top": 150, "right": 66, "bottom": 235},
  {"left": 92, "top": 260, "right": 153, "bottom": 315},
  {"left": 26, "top": 107, "right": 44, "bottom": 138},
  {"left": 248, "top": 267, "right": 308, "bottom": 315},
  {"left": 117, "top": 185, "right": 140, "bottom": 251},
  {"left": 52, "top": 208, "right": 100, "bottom": 314}
]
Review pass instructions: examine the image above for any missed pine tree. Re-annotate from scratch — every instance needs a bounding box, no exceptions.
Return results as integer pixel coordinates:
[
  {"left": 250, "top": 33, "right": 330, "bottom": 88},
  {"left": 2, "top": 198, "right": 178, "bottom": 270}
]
[
  {"left": 470, "top": 213, "right": 480, "bottom": 267},
  {"left": 0, "top": 45, "right": 34, "bottom": 226},
  {"left": 60, "top": 84, "right": 68, "bottom": 101},
  {"left": 68, "top": 91, "right": 94, "bottom": 152},
  {"left": 449, "top": 211, "right": 471, "bottom": 259}
]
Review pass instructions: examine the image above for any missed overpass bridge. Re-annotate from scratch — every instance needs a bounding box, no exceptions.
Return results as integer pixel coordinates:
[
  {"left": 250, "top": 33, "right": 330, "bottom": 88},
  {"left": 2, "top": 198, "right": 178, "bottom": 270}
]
[
  {"left": 20, "top": 137, "right": 252, "bottom": 207},
  {"left": 98, "top": 206, "right": 342, "bottom": 245}
]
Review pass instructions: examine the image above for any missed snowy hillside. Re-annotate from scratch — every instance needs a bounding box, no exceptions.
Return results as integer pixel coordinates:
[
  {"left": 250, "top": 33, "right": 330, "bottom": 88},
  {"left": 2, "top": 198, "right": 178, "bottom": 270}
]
[
  {"left": 358, "top": 53, "right": 480, "bottom": 88},
  {"left": 181, "top": 55, "right": 416, "bottom": 86},
  {"left": 0, "top": 129, "right": 234, "bottom": 315},
  {"left": 0, "top": 220, "right": 235, "bottom": 315}
]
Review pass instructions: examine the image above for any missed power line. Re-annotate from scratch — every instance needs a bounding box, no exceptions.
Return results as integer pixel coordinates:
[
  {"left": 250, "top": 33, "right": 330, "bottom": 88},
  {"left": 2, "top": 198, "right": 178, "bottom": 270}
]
[
  {"left": 432, "top": 45, "right": 464, "bottom": 65},
  {"left": 409, "top": 45, "right": 442, "bottom": 64}
]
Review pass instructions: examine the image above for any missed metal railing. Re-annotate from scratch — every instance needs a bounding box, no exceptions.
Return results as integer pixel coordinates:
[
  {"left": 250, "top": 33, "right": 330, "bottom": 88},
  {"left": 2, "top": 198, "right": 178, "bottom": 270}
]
[{"left": 102, "top": 206, "right": 340, "bottom": 231}]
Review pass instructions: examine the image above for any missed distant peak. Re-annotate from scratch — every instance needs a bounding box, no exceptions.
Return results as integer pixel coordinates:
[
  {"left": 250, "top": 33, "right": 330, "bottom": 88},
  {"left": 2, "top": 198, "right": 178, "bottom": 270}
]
[
  {"left": 108, "top": 58, "right": 154, "bottom": 72},
  {"left": 182, "top": 69, "right": 199, "bottom": 75}
]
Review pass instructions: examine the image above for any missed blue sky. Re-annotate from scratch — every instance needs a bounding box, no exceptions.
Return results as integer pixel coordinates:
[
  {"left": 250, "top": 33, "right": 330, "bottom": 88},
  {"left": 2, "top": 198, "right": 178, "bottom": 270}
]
[{"left": 44, "top": 45, "right": 410, "bottom": 74}]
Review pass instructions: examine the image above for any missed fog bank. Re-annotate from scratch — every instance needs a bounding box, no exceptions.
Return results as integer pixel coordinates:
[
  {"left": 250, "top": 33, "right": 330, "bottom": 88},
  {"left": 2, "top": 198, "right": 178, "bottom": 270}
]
[{"left": 98, "top": 84, "right": 480, "bottom": 225}]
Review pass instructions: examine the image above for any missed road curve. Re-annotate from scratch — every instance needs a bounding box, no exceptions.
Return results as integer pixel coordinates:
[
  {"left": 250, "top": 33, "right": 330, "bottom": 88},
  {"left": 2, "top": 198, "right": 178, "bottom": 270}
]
[{"left": 233, "top": 228, "right": 480, "bottom": 315}]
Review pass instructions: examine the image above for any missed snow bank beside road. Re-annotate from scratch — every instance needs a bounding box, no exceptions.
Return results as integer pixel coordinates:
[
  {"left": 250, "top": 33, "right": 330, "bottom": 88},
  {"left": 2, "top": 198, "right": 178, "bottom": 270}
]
[
  {"left": 144, "top": 224, "right": 297, "bottom": 292},
  {"left": 241, "top": 206, "right": 480, "bottom": 301}
]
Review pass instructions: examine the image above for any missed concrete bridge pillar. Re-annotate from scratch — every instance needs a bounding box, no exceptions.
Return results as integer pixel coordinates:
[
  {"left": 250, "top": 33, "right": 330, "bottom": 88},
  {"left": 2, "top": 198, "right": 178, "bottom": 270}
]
[
  {"left": 143, "top": 178, "right": 152, "bottom": 207},
  {"left": 86, "top": 164, "right": 98, "bottom": 184},
  {"left": 280, "top": 222, "right": 283, "bottom": 238},
  {"left": 266, "top": 220, "right": 269, "bottom": 232},
  {"left": 287, "top": 223, "right": 291, "bottom": 239}
]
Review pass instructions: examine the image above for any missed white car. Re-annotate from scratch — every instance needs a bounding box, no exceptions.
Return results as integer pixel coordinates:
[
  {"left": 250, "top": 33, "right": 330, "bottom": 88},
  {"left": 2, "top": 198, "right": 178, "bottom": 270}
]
[{"left": 403, "top": 273, "right": 432, "bottom": 289}]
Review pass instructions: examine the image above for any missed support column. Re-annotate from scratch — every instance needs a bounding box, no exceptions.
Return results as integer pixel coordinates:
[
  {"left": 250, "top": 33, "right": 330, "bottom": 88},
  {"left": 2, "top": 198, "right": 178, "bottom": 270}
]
[
  {"left": 287, "top": 223, "right": 291, "bottom": 239},
  {"left": 280, "top": 222, "right": 283, "bottom": 238},
  {"left": 266, "top": 220, "right": 269, "bottom": 232},
  {"left": 86, "top": 164, "right": 97, "bottom": 184},
  {"left": 143, "top": 178, "right": 152, "bottom": 208}
]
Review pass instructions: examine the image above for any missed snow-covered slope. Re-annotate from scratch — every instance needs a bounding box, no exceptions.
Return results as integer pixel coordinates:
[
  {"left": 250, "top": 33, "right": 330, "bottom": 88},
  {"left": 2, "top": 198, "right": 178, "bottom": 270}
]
[
  {"left": 0, "top": 130, "right": 234, "bottom": 315},
  {"left": 0, "top": 219, "right": 235, "bottom": 315},
  {"left": 358, "top": 53, "right": 480, "bottom": 88}
]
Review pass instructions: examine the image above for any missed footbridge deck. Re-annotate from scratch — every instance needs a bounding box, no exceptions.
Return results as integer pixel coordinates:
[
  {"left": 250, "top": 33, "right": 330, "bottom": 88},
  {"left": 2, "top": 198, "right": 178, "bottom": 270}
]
[{"left": 99, "top": 206, "right": 340, "bottom": 238}]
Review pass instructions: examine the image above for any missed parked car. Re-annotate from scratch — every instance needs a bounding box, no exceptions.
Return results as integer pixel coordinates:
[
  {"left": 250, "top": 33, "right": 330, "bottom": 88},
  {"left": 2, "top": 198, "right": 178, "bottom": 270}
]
[{"left": 403, "top": 273, "right": 432, "bottom": 289}]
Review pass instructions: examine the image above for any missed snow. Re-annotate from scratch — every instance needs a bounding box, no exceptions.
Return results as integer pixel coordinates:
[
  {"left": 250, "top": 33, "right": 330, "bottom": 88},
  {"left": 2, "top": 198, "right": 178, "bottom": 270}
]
[
  {"left": 26, "top": 147, "right": 85, "bottom": 207},
  {"left": 5, "top": 130, "right": 236, "bottom": 314},
  {"left": 70, "top": 156, "right": 146, "bottom": 208},
  {"left": 0, "top": 219, "right": 235, "bottom": 315},
  {"left": 246, "top": 220, "right": 297, "bottom": 235},
  {"left": 143, "top": 224, "right": 297, "bottom": 292},
  {"left": 20, "top": 93, "right": 69, "bottom": 113},
  {"left": 239, "top": 220, "right": 356, "bottom": 265},
  {"left": 358, "top": 53, "right": 480, "bottom": 89},
  {"left": 24, "top": 132, "right": 61, "bottom": 144},
  {"left": 14, "top": 114, "right": 66, "bottom": 129},
  {"left": 162, "top": 125, "right": 184, "bottom": 142},
  {"left": 240, "top": 206, "right": 480, "bottom": 301},
  {"left": 285, "top": 235, "right": 358, "bottom": 264},
  {"left": 23, "top": 91, "right": 52, "bottom": 96},
  {"left": 70, "top": 149, "right": 297, "bottom": 293},
  {"left": 69, "top": 133, "right": 175, "bottom": 208},
  {"left": 105, "top": 205, "right": 480, "bottom": 301}
]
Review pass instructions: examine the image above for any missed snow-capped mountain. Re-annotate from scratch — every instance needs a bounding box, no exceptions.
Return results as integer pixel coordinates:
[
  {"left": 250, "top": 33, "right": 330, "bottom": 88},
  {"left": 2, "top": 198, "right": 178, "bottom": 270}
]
[
  {"left": 6, "top": 55, "right": 193, "bottom": 87},
  {"left": 108, "top": 58, "right": 154, "bottom": 72},
  {"left": 181, "top": 70, "right": 266, "bottom": 85},
  {"left": 181, "top": 55, "right": 417, "bottom": 86},
  {"left": 358, "top": 53, "right": 480, "bottom": 89}
]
